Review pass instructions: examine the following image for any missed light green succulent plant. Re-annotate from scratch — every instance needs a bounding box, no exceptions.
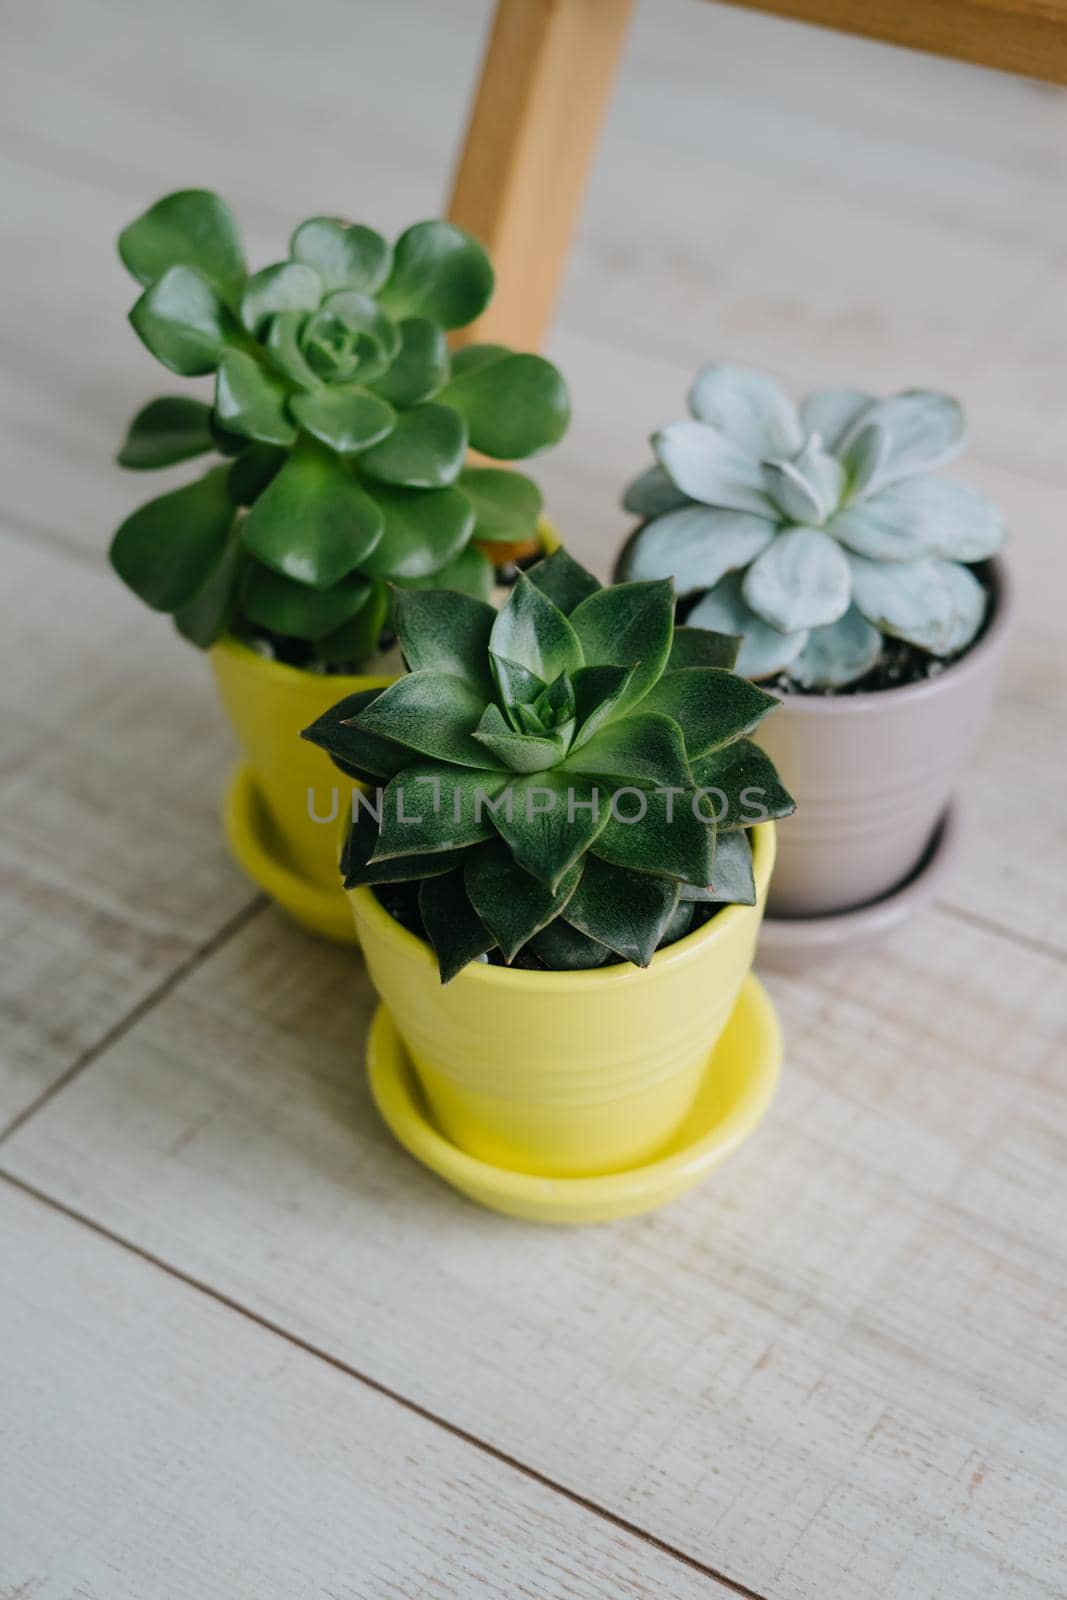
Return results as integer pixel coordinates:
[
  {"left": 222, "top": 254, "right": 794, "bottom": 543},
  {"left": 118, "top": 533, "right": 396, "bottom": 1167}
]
[
  {"left": 303, "top": 550, "right": 794, "bottom": 981},
  {"left": 616, "top": 364, "right": 1006, "bottom": 688},
  {"left": 110, "top": 189, "right": 569, "bottom": 667}
]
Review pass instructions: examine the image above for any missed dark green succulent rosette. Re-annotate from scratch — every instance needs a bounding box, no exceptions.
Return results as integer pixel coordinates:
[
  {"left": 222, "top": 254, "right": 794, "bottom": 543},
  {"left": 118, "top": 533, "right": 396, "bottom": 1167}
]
[
  {"left": 110, "top": 189, "right": 570, "bottom": 666},
  {"left": 303, "top": 550, "right": 794, "bottom": 981}
]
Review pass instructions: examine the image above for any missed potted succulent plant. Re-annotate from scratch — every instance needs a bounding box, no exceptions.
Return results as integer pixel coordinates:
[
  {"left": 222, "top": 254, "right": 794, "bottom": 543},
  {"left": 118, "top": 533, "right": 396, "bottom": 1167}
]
[
  {"left": 617, "top": 365, "right": 1011, "bottom": 950},
  {"left": 303, "top": 550, "right": 795, "bottom": 1219},
  {"left": 110, "top": 188, "right": 569, "bottom": 937}
]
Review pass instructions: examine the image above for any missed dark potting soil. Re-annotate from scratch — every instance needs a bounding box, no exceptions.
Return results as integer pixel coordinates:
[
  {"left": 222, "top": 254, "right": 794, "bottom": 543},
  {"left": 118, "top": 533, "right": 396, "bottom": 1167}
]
[
  {"left": 678, "top": 561, "right": 996, "bottom": 698},
  {"left": 372, "top": 882, "right": 722, "bottom": 974}
]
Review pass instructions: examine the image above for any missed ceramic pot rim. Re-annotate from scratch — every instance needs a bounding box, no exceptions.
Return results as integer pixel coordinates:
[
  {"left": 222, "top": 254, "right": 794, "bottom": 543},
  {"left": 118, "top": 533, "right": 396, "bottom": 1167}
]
[
  {"left": 211, "top": 632, "right": 392, "bottom": 694},
  {"left": 766, "top": 555, "right": 1012, "bottom": 716},
  {"left": 350, "top": 822, "right": 775, "bottom": 994}
]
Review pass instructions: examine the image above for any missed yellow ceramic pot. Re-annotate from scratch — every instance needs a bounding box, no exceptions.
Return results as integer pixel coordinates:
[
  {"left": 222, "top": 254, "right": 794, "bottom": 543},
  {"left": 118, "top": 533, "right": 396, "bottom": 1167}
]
[
  {"left": 210, "top": 637, "right": 392, "bottom": 937},
  {"left": 349, "top": 824, "right": 776, "bottom": 1178}
]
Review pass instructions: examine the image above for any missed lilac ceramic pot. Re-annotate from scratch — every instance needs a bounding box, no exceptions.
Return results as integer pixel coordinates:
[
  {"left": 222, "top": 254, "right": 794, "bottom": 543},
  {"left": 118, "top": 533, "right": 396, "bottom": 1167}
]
[{"left": 755, "top": 559, "right": 1012, "bottom": 918}]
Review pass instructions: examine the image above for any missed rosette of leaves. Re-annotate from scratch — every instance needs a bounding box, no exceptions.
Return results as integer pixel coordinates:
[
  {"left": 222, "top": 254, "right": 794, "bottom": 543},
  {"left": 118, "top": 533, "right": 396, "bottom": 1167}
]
[
  {"left": 110, "top": 189, "right": 570, "bottom": 665},
  {"left": 616, "top": 364, "right": 1006, "bottom": 688},
  {"left": 303, "top": 550, "right": 793, "bottom": 981}
]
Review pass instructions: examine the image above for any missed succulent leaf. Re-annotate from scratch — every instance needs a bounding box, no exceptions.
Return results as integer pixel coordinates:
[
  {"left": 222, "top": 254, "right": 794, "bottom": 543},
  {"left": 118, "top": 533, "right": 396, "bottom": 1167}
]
[
  {"left": 419, "top": 872, "right": 495, "bottom": 982},
  {"left": 214, "top": 351, "right": 297, "bottom": 446},
  {"left": 569, "top": 579, "right": 675, "bottom": 713},
  {"left": 687, "top": 363, "right": 803, "bottom": 458},
  {"left": 439, "top": 352, "right": 570, "bottom": 459},
  {"left": 110, "top": 466, "right": 234, "bottom": 611},
  {"left": 639, "top": 668, "right": 779, "bottom": 757},
  {"left": 763, "top": 437, "right": 845, "bottom": 525},
  {"left": 357, "top": 483, "right": 475, "bottom": 579},
  {"left": 684, "top": 828, "right": 756, "bottom": 905},
  {"left": 239, "top": 263, "right": 322, "bottom": 336},
  {"left": 591, "top": 785, "right": 715, "bottom": 886},
  {"left": 366, "top": 317, "right": 448, "bottom": 407},
  {"left": 351, "top": 671, "right": 503, "bottom": 770},
  {"left": 653, "top": 420, "right": 775, "bottom": 516},
  {"left": 563, "top": 713, "right": 692, "bottom": 790},
  {"left": 742, "top": 525, "right": 852, "bottom": 633},
  {"left": 240, "top": 438, "right": 384, "bottom": 586},
  {"left": 797, "top": 388, "right": 873, "bottom": 452},
  {"left": 838, "top": 389, "right": 965, "bottom": 487},
  {"left": 665, "top": 626, "right": 740, "bottom": 672},
  {"left": 567, "top": 664, "right": 637, "bottom": 751},
  {"left": 933, "top": 558, "right": 987, "bottom": 655},
  {"left": 840, "top": 422, "right": 889, "bottom": 502},
  {"left": 302, "top": 688, "right": 414, "bottom": 784},
  {"left": 465, "top": 845, "right": 582, "bottom": 963},
  {"left": 290, "top": 218, "right": 392, "bottom": 294},
  {"left": 378, "top": 221, "right": 494, "bottom": 330},
  {"left": 563, "top": 854, "right": 680, "bottom": 967},
  {"left": 358, "top": 402, "right": 467, "bottom": 488},
  {"left": 690, "top": 738, "right": 795, "bottom": 831},
  {"left": 129, "top": 266, "right": 235, "bottom": 375},
  {"left": 289, "top": 387, "right": 395, "bottom": 454},
  {"left": 393, "top": 589, "right": 496, "bottom": 692},
  {"left": 117, "top": 397, "right": 215, "bottom": 469},
  {"left": 622, "top": 463, "right": 693, "bottom": 519},
  {"left": 490, "top": 575, "right": 582, "bottom": 683},
  {"left": 836, "top": 475, "right": 1005, "bottom": 564},
  {"left": 315, "top": 583, "right": 390, "bottom": 666},
  {"left": 527, "top": 918, "right": 612, "bottom": 970},
  {"left": 847, "top": 552, "right": 959, "bottom": 653},
  {"left": 686, "top": 574, "right": 809, "bottom": 679},
  {"left": 456, "top": 466, "right": 544, "bottom": 546},
  {"left": 118, "top": 189, "right": 246, "bottom": 301},
  {"left": 227, "top": 443, "right": 287, "bottom": 506},
  {"left": 525, "top": 549, "right": 602, "bottom": 616},
  {"left": 343, "top": 808, "right": 466, "bottom": 889},
  {"left": 788, "top": 606, "right": 883, "bottom": 690},
  {"left": 240, "top": 563, "right": 372, "bottom": 640},
  {"left": 489, "top": 771, "right": 607, "bottom": 890},
  {"left": 394, "top": 545, "right": 494, "bottom": 603},
  {"left": 615, "top": 505, "right": 774, "bottom": 593},
  {"left": 372, "top": 763, "right": 506, "bottom": 859},
  {"left": 262, "top": 310, "right": 321, "bottom": 390},
  {"left": 173, "top": 524, "right": 245, "bottom": 649}
]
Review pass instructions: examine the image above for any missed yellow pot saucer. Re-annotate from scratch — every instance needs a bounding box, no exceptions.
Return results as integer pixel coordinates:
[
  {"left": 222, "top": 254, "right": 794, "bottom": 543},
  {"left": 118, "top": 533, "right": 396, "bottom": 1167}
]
[
  {"left": 222, "top": 764, "right": 357, "bottom": 944},
  {"left": 366, "top": 975, "right": 782, "bottom": 1225}
]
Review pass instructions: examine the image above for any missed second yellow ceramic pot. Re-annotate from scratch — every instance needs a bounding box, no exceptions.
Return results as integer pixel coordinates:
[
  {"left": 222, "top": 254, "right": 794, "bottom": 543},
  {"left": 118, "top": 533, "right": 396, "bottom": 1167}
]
[
  {"left": 210, "top": 635, "right": 391, "bottom": 892},
  {"left": 349, "top": 824, "right": 776, "bottom": 1178}
]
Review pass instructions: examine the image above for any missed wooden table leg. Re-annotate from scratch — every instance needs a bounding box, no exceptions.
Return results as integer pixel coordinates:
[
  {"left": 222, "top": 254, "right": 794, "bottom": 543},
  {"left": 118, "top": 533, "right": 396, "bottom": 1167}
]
[{"left": 447, "top": 0, "right": 636, "bottom": 352}]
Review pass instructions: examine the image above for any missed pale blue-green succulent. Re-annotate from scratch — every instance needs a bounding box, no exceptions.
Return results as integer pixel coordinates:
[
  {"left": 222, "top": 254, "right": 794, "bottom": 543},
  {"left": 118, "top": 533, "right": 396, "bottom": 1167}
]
[{"left": 616, "top": 365, "right": 1006, "bottom": 688}]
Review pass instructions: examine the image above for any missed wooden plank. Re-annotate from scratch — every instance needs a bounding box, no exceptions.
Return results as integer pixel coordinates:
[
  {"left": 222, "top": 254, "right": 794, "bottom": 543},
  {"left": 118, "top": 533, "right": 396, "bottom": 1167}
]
[
  {"left": 447, "top": 0, "right": 635, "bottom": 350},
  {"left": 717, "top": 0, "right": 1067, "bottom": 85},
  {"left": 0, "top": 529, "right": 253, "bottom": 1129},
  {"left": 0, "top": 1182, "right": 729, "bottom": 1598},
  {"left": 5, "top": 903, "right": 1063, "bottom": 1599}
]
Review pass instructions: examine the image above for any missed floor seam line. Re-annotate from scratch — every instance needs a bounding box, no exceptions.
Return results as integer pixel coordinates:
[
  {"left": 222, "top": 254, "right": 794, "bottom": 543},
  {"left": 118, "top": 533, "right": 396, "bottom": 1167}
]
[
  {"left": 0, "top": 894, "right": 267, "bottom": 1145},
  {"left": 0, "top": 1168, "right": 771, "bottom": 1600},
  {"left": 0, "top": 508, "right": 106, "bottom": 569},
  {"left": 937, "top": 899, "right": 1067, "bottom": 966}
]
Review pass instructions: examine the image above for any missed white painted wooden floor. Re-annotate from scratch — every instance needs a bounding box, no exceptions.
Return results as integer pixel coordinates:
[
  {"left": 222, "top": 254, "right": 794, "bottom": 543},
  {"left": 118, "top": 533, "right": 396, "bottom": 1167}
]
[{"left": 2, "top": 3, "right": 1065, "bottom": 1596}]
